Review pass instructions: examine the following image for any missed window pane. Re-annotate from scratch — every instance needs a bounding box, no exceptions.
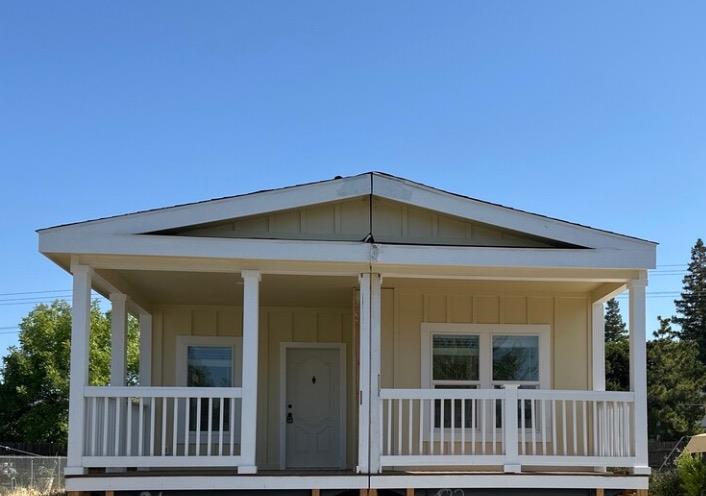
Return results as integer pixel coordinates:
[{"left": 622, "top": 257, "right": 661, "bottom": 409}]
[
  {"left": 433, "top": 385, "right": 477, "bottom": 428},
  {"left": 187, "top": 346, "right": 232, "bottom": 387},
  {"left": 433, "top": 335, "right": 479, "bottom": 381},
  {"left": 492, "top": 335, "right": 539, "bottom": 382},
  {"left": 187, "top": 346, "right": 233, "bottom": 432}
]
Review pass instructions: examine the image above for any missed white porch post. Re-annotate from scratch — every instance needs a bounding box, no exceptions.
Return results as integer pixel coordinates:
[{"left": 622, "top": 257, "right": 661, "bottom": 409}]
[
  {"left": 629, "top": 275, "right": 650, "bottom": 475},
  {"left": 368, "top": 273, "right": 382, "bottom": 474},
  {"left": 110, "top": 292, "right": 128, "bottom": 386},
  {"left": 356, "top": 273, "right": 371, "bottom": 474},
  {"left": 591, "top": 301, "right": 606, "bottom": 392},
  {"left": 239, "top": 270, "right": 260, "bottom": 474},
  {"left": 357, "top": 272, "right": 382, "bottom": 474},
  {"left": 139, "top": 312, "right": 152, "bottom": 386},
  {"left": 502, "top": 384, "right": 521, "bottom": 473},
  {"left": 65, "top": 263, "right": 91, "bottom": 475}
]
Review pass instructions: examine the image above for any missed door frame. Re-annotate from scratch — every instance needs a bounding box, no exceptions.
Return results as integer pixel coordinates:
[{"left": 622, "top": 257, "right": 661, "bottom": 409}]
[{"left": 279, "top": 342, "right": 347, "bottom": 470}]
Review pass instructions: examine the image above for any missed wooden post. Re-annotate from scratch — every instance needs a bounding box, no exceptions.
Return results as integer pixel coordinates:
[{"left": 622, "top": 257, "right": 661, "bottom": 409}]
[
  {"left": 358, "top": 274, "right": 371, "bottom": 474},
  {"left": 629, "top": 276, "right": 650, "bottom": 475},
  {"left": 595, "top": 489, "right": 604, "bottom": 496},
  {"left": 238, "top": 270, "right": 260, "bottom": 474},
  {"left": 110, "top": 292, "right": 128, "bottom": 386},
  {"left": 65, "top": 263, "right": 91, "bottom": 476},
  {"left": 369, "top": 273, "right": 382, "bottom": 474},
  {"left": 139, "top": 312, "right": 152, "bottom": 386},
  {"left": 503, "top": 384, "right": 521, "bottom": 473}
]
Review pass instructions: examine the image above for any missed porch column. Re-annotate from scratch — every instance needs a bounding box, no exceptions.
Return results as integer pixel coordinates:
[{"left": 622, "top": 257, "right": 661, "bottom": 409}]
[
  {"left": 66, "top": 263, "right": 92, "bottom": 475},
  {"left": 357, "top": 273, "right": 382, "bottom": 474},
  {"left": 239, "top": 270, "right": 260, "bottom": 474},
  {"left": 139, "top": 312, "right": 152, "bottom": 386},
  {"left": 110, "top": 292, "right": 128, "bottom": 386},
  {"left": 591, "top": 301, "right": 606, "bottom": 392},
  {"left": 629, "top": 276, "right": 650, "bottom": 475}
]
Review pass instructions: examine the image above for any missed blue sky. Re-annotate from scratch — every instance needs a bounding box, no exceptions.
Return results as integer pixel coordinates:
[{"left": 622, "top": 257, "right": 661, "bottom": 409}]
[{"left": 1, "top": 1, "right": 705, "bottom": 356}]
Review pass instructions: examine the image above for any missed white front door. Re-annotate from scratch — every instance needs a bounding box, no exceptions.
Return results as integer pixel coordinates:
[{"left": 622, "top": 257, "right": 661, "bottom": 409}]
[{"left": 285, "top": 346, "right": 343, "bottom": 468}]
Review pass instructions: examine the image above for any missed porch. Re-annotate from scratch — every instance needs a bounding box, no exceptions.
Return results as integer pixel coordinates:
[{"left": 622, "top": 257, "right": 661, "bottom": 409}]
[{"left": 64, "top": 265, "right": 649, "bottom": 483}]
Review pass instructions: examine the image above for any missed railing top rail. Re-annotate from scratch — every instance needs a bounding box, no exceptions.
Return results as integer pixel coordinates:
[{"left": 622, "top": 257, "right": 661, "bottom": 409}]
[
  {"left": 83, "top": 386, "right": 243, "bottom": 398},
  {"left": 380, "top": 387, "right": 635, "bottom": 402}
]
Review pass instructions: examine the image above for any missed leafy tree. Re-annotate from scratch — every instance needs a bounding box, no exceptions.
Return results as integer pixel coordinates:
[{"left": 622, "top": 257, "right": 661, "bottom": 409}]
[
  {"left": 676, "top": 452, "right": 706, "bottom": 496},
  {"left": 647, "top": 317, "right": 706, "bottom": 440},
  {"left": 0, "top": 300, "right": 139, "bottom": 444},
  {"left": 604, "top": 298, "right": 630, "bottom": 391},
  {"left": 674, "top": 238, "right": 706, "bottom": 364},
  {"left": 605, "top": 298, "right": 628, "bottom": 342}
]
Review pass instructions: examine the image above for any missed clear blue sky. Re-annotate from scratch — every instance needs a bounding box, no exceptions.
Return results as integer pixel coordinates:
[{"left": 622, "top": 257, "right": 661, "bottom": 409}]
[{"left": 1, "top": 1, "right": 705, "bottom": 356}]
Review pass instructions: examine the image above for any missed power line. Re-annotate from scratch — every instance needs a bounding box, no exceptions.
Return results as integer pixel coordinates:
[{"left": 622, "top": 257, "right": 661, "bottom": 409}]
[{"left": 0, "top": 289, "right": 71, "bottom": 297}]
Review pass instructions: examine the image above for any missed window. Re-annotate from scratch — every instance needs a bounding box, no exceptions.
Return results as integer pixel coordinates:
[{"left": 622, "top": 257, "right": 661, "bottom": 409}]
[
  {"left": 422, "top": 324, "right": 550, "bottom": 432},
  {"left": 176, "top": 336, "right": 242, "bottom": 440}
]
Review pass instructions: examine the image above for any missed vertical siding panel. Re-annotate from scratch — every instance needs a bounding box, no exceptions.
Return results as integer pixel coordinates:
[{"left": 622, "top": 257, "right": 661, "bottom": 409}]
[
  {"left": 162, "top": 308, "right": 191, "bottom": 386},
  {"left": 554, "top": 298, "right": 589, "bottom": 390},
  {"left": 475, "top": 296, "right": 500, "bottom": 324},
  {"left": 380, "top": 289, "right": 395, "bottom": 388},
  {"left": 448, "top": 295, "right": 472, "bottom": 323},
  {"left": 293, "top": 310, "right": 317, "bottom": 342},
  {"left": 192, "top": 309, "right": 217, "bottom": 336},
  {"left": 397, "top": 293, "right": 423, "bottom": 388},
  {"left": 152, "top": 311, "right": 163, "bottom": 386},
  {"left": 257, "top": 310, "right": 269, "bottom": 466},
  {"left": 500, "top": 296, "right": 527, "bottom": 324},
  {"left": 425, "top": 294, "right": 447, "bottom": 322},
  {"left": 266, "top": 310, "right": 293, "bottom": 466},
  {"left": 317, "top": 311, "right": 342, "bottom": 342},
  {"left": 217, "top": 309, "right": 239, "bottom": 337}
]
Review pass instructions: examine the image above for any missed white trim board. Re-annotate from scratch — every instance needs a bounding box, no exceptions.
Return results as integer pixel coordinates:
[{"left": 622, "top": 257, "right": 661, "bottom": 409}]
[{"left": 278, "top": 342, "right": 347, "bottom": 470}]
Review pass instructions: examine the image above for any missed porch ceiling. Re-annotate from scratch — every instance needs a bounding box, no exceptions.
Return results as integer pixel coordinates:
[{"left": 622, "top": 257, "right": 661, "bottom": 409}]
[{"left": 93, "top": 269, "right": 613, "bottom": 310}]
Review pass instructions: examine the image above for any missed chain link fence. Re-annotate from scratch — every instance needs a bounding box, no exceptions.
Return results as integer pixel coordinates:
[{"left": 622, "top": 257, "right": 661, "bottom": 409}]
[{"left": 0, "top": 456, "right": 66, "bottom": 495}]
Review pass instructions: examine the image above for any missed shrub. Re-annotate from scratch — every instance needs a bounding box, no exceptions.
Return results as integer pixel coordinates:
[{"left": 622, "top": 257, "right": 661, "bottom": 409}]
[
  {"left": 676, "top": 453, "right": 706, "bottom": 496},
  {"left": 650, "top": 469, "right": 682, "bottom": 496}
]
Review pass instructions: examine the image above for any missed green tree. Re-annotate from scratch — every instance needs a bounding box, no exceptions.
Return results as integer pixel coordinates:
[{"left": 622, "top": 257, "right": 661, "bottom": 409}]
[
  {"left": 605, "top": 298, "right": 630, "bottom": 391},
  {"left": 674, "top": 238, "right": 706, "bottom": 364},
  {"left": 0, "top": 300, "right": 139, "bottom": 444},
  {"left": 647, "top": 316, "right": 706, "bottom": 440}
]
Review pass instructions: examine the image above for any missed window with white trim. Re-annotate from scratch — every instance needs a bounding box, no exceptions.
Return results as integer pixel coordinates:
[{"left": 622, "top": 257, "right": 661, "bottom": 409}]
[{"left": 421, "top": 324, "right": 550, "bottom": 430}]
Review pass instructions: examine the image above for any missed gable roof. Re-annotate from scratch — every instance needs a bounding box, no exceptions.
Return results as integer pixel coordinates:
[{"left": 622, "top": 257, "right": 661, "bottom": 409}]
[{"left": 37, "top": 172, "right": 655, "bottom": 251}]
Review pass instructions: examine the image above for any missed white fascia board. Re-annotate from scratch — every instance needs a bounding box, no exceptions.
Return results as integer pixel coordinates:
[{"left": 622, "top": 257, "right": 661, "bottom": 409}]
[
  {"left": 40, "top": 174, "right": 371, "bottom": 235},
  {"left": 41, "top": 230, "right": 655, "bottom": 270},
  {"left": 40, "top": 232, "right": 373, "bottom": 264},
  {"left": 373, "top": 173, "right": 656, "bottom": 251},
  {"left": 373, "top": 243, "right": 656, "bottom": 270}
]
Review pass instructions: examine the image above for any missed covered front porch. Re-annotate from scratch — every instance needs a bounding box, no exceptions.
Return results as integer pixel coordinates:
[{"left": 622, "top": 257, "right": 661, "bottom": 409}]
[{"left": 63, "top": 259, "right": 650, "bottom": 484}]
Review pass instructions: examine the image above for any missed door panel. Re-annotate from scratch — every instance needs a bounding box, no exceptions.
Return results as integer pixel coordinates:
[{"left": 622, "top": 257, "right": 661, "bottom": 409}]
[{"left": 285, "top": 347, "right": 342, "bottom": 468}]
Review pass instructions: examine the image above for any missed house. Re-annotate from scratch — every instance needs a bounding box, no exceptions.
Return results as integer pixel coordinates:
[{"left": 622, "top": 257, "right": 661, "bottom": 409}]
[{"left": 37, "top": 172, "right": 654, "bottom": 495}]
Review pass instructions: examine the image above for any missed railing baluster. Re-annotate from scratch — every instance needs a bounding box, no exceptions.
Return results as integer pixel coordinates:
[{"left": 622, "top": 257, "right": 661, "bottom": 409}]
[
  {"left": 551, "top": 399, "right": 557, "bottom": 456},
  {"left": 430, "top": 397, "right": 435, "bottom": 455},
  {"left": 207, "top": 397, "right": 213, "bottom": 456},
  {"left": 471, "top": 398, "right": 476, "bottom": 454},
  {"left": 387, "top": 399, "right": 392, "bottom": 455},
  {"left": 520, "top": 397, "right": 525, "bottom": 455},
  {"left": 440, "top": 397, "right": 445, "bottom": 454},
  {"left": 492, "top": 398, "right": 497, "bottom": 455},
  {"left": 450, "top": 398, "right": 455, "bottom": 455},
  {"left": 115, "top": 396, "right": 121, "bottom": 456},
  {"left": 195, "top": 397, "right": 201, "bottom": 456},
  {"left": 398, "top": 397, "right": 403, "bottom": 455},
  {"left": 408, "top": 398, "right": 413, "bottom": 455},
  {"left": 572, "top": 400, "right": 577, "bottom": 456},
  {"left": 561, "top": 400, "right": 567, "bottom": 455},
  {"left": 126, "top": 396, "right": 132, "bottom": 456},
  {"left": 418, "top": 399, "right": 424, "bottom": 455},
  {"left": 219, "top": 397, "right": 225, "bottom": 456},
  {"left": 150, "top": 397, "right": 156, "bottom": 456},
  {"left": 592, "top": 400, "right": 597, "bottom": 457},
  {"left": 162, "top": 397, "right": 167, "bottom": 456},
  {"left": 91, "top": 396, "right": 97, "bottom": 456},
  {"left": 582, "top": 400, "right": 587, "bottom": 456},
  {"left": 102, "top": 397, "right": 108, "bottom": 456},
  {"left": 230, "top": 397, "right": 236, "bottom": 456},
  {"left": 461, "top": 399, "right": 465, "bottom": 455},
  {"left": 481, "top": 398, "right": 486, "bottom": 455},
  {"left": 530, "top": 400, "right": 537, "bottom": 455},
  {"left": 541, "top": 399, "right": 547, "bottom": 455},
  {"left": 181, "top": 397, "right": 187, "bottom": 456},
  {"left": 138, "top": 397, "right": 144, "bottom": 456}
]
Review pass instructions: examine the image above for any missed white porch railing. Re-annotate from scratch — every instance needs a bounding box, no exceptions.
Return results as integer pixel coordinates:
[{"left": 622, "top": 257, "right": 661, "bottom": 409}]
[
  {"left": 379, "top": 388, "right": 636, "bottom": 469},
  {"left": 82, "top": 386, "right": 243, "bottom": 467}
]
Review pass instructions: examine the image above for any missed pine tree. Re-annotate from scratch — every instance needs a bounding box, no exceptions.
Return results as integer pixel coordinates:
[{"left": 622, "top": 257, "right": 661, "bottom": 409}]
[
  {"left": 604, "top": 298, "right": 628, "bottom": 342},
  {"left": 604, "top": 298, "right": 629, "bottom": 391},
  {"left": 674, "top": 238, "right": 706, "bottom": 364},
  {"left": 647, "top": 317, "right": 706, "bottom": 440}
]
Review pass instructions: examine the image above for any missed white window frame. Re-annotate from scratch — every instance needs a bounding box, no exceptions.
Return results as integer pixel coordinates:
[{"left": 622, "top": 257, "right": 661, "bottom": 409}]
[
  {"left": 420, "top": 323, "right": 551, "bottom": 439},
  {"left": 175, "top": 335, "right": 243, "bottom": 444}
]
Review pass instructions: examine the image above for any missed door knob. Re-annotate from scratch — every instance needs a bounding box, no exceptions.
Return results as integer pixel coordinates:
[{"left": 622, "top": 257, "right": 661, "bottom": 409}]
[{"left": 286, "top": 412, "right": 294, "bottom": 424}]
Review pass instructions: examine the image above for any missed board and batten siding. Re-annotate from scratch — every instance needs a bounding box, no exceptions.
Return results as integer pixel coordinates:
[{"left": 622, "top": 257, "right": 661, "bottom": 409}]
[
  {"left": 150, "top": 305, "right": 355, "bottom": 469},
  {"left": 382, "top": 284, "right": 592, "bottom": 391}
]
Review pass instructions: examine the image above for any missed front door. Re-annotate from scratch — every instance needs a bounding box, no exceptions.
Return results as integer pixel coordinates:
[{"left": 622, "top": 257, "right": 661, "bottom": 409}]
[{"left": 285, "top": 346, "right": 344, "bottom": 469}]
